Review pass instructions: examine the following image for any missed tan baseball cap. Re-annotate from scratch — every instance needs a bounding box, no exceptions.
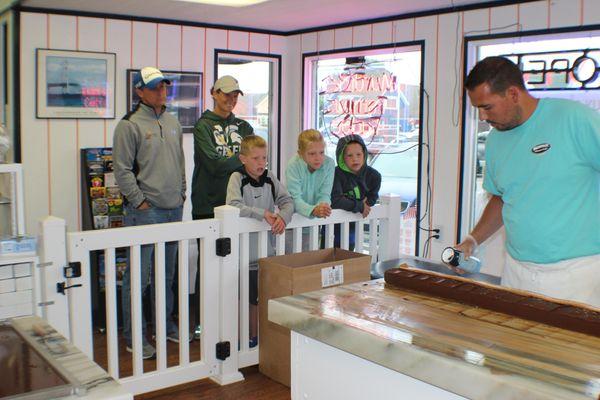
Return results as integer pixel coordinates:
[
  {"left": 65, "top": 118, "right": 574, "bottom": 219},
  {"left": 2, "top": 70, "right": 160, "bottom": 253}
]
[{"left": 213, "top": 75, "right": 244, "bottom": 95}]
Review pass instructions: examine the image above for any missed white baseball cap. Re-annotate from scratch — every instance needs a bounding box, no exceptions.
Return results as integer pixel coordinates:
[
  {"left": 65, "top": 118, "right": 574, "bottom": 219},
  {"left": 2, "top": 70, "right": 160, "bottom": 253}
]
[
  {"left": 134, "top": 67, "right": 171, "bottom": 89},
  {"left": 213, "top": 75, "right": 244, "bottom": 95}
]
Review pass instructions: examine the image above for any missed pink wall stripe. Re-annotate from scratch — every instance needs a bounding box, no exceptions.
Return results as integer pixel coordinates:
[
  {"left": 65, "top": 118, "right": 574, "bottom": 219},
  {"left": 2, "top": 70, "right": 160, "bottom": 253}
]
[
  {"left": 46, "top": 14, "right": 52, "bottom": 215},
  {"left": 130, "top": 21, "right": 133, "bottom": 68},
  {"left": 180, "top": 26, "right": 184, "bottom": 70},
  {"left": 203, "top": 28, "right": 207, "bottom": 110},
  {"left": 103, "top": 18, "right": 107, "bottom": 147},
  {"left": 333, "top": 29, "right": 336, "bottom": 49},
  {"left": 76, "top": 16, "right": 81, "bottom": 230},
  {"left": 454, "top": 11, "right": 465, "bottom": 245},
  {"left": 428, "top": 14, "right": 441, "bottom": 256}
]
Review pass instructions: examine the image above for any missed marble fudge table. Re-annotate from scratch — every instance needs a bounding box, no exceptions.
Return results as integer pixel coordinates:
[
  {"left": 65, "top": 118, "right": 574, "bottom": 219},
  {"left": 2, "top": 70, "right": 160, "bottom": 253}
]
[
  {"left": 2, "top": 316, "right": 132, "bottom": 400},
  {"left": 269, "top": 279, "right": 600, "bottom": 400}
]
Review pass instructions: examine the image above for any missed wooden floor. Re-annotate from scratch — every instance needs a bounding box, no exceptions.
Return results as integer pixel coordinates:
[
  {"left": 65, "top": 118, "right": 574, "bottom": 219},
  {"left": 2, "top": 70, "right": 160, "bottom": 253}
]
[
  {"left": 92, "top": 330, "right": 290, "bottom": 399},
  {"left": 92, "top": 330, "right": 202, "bottom": 377},
  {"left": 135, "top": 365, "right": 291, "bottom": 400}
]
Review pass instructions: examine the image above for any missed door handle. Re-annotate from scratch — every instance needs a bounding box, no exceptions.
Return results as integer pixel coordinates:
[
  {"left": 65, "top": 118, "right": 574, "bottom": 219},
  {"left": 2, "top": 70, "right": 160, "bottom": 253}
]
[{"left": 56, "top": 282, "right": 82, "bottom": 295}]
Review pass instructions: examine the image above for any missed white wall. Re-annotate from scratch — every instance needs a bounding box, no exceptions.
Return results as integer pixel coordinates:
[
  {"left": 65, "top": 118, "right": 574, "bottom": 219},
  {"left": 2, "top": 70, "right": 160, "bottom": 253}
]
[
  {"left": 19, "top": 12, "right": 290, "bottom": 233},
  {"left": 287, "top": 0, "right": 600, "bottom": 275},
  {"left": 18, "top": 0, "right": 600, "bottom": 275}
]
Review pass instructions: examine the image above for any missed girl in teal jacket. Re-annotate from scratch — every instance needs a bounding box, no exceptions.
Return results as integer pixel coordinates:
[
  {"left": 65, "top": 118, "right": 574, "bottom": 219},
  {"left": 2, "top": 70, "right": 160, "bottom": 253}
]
[{"left": 285, "top": 129, "right": 335, "bottom": 218}]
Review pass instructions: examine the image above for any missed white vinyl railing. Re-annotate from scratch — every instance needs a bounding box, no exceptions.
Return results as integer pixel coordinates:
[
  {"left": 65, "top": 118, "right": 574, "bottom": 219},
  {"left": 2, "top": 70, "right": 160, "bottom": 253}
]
[
  {"left": 233, "top": 195, "right": 403, "bottom": 368},
  {"left": 62, "top": 218, "right": 222, "bottom": 394},
  {"left": 39, "top": 195, "right": 403, "bottom": 395}
]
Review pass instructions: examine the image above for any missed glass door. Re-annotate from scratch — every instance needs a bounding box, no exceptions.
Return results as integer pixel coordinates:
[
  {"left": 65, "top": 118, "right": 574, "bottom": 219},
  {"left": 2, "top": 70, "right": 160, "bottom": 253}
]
[
  {"left": 216, "top": 51, "right": 280, "bottom": 176},
  {"left": 460, "top": 31, "right": 600, "bottom": 239},
  {"left": 304, "top": 46, "right": 423, "bottom": 255}
]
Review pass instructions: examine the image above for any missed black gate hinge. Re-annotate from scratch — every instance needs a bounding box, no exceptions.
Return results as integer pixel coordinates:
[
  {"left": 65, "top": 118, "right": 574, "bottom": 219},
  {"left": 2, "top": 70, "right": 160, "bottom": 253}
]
[
  {"left": 216, "top": 238, "right": 231, "bottom": 257},
  {"left": 216, "top": 341, "right": 230, "bottom": 360}
]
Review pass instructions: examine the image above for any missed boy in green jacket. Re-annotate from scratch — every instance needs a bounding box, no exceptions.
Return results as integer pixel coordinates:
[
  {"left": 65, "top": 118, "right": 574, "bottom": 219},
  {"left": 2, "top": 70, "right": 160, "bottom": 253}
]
[{"left": 191, "top": 75, "right": 254, "bottom": 219}]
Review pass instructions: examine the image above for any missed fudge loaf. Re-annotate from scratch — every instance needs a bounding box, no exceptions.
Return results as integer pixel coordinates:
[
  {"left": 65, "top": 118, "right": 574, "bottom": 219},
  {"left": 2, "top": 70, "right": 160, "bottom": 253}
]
[{"left": 384, "top": 266, "right": 600, "bottom": 337}]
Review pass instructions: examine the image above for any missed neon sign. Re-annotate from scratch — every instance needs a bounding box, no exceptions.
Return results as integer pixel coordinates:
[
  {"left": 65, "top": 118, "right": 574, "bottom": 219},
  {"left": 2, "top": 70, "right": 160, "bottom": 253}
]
[
  {"left": 500, "top": 49, "right": 600, "bottom": 90},
  {"left": 322, "top": 71, "right": 396, "bottom": 95},
  {"left": 320, "top": 70, "right": 397, "bottom": 139},
  {"left": 326, "top": 98, "right": 385, "bottom": 116},
  {"left": 329, "top": 115, "right": 382, "bottom": 137}
]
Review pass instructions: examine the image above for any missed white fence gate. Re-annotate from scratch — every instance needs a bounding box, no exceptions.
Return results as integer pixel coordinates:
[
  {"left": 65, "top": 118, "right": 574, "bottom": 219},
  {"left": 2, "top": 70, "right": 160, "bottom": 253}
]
[{"left": 39, "top": 195, "right": 404, "bottom": 395}]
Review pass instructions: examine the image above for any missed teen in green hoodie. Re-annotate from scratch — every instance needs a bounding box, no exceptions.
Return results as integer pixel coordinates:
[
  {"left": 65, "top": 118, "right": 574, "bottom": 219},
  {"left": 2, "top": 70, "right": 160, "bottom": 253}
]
[
  {"left": 191, "top": 75, "right": 254, "bottom": 219},
  {"left": 190, "top": 75, "right": 253, "bottom": 340}
]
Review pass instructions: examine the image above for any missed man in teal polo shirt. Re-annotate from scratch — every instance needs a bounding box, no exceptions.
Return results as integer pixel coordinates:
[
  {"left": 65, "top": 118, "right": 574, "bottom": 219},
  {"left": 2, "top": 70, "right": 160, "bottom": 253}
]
[{"left": 456, "top": 56, "right": 600, "bottom": 307}]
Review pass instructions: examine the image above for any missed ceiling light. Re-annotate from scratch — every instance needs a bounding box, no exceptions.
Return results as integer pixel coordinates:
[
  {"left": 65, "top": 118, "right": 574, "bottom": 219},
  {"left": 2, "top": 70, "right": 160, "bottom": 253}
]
[{"left": 174, "top": 0, "right": 270, "bottom": 6}]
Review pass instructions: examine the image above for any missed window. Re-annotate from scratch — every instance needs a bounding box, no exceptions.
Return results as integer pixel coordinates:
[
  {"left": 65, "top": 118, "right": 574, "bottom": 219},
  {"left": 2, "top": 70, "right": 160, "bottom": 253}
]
[
  {"left": 216, "top": 51, "right": 281, "bottom": 175},
  {"left": 460, "top": 30, "right": 600, "bottom": 239},
  {"left": 305, "top": 45, "right": 423, "bottom": 255}
]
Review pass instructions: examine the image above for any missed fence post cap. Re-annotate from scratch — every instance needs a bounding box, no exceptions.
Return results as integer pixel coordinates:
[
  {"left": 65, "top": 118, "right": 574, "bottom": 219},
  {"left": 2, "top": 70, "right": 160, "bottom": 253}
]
[
  {"left": 214, "top": 205, "right": 241, "bottom": 219},
  {"left": 39, "top": 216, "right": 67, "bottom": 226},
  {"left": 380, "top": 194, "right": 402, "bottom": 204}
]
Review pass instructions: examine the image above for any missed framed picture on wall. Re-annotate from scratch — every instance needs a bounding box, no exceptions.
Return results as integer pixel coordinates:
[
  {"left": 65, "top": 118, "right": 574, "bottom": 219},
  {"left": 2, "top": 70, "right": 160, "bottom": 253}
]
[
  {"left": 127, "top": 69, "right": 203, "bottom": 133},
  {"left": 36, "top": 49, "right": 116, "bottom": 119}
]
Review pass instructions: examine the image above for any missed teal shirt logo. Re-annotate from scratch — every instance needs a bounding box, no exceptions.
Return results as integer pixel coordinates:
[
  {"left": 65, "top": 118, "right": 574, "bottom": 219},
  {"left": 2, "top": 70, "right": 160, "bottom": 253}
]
[{"left": 531, "top": 143, "right": 551, "bottom": 154}]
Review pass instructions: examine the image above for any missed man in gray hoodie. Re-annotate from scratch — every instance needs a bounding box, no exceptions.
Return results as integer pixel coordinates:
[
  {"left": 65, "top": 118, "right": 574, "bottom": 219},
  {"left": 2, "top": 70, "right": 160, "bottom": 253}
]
[{"left": 113, "top": 67, "right": 186, "bottom": 359}]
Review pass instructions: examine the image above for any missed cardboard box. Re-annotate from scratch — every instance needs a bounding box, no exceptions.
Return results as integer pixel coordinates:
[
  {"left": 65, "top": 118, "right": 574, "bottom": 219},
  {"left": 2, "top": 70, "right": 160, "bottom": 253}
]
[{"left": 259, "top": 248, "right": 371, "bottom": 386}]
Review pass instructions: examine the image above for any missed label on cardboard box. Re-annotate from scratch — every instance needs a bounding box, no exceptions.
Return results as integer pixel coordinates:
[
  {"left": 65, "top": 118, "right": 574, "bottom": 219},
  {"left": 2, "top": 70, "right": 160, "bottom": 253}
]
[{"left": 321, "top": 264, "right": 344, "bottom": 288}]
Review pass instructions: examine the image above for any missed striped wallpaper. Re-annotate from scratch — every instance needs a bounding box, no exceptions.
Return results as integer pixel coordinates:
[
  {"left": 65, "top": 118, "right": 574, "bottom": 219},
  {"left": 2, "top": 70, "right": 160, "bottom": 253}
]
[{"left": 19, "top": 12, "right": 288, "bottom": 234}]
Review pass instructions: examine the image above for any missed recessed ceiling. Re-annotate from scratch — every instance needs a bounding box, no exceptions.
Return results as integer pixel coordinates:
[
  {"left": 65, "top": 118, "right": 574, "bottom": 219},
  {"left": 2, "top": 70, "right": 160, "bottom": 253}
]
[{"left": 20, "top": 0, "right": 507, "bottom": 33}]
